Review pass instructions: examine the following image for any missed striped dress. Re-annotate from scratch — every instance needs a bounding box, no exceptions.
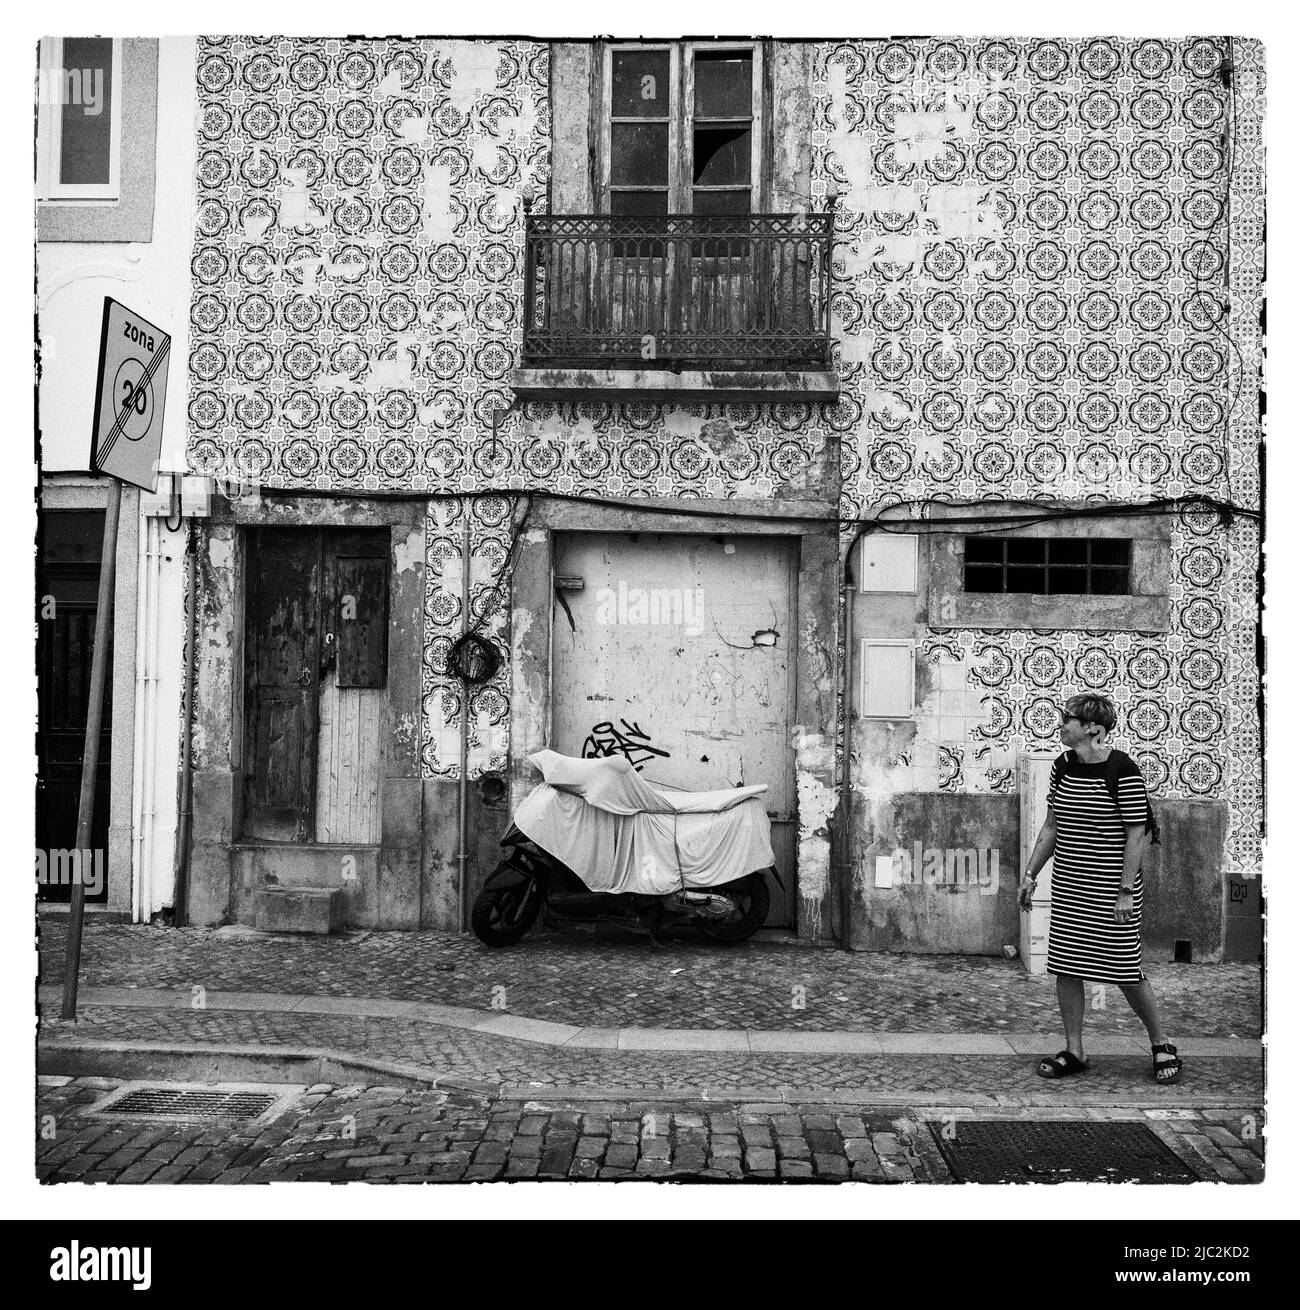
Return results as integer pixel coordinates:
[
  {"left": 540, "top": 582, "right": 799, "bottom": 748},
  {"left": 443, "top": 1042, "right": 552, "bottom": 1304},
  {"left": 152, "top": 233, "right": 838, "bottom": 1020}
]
[{"left": 1046, "top": 750, "right": 1151, "bottom": 985}]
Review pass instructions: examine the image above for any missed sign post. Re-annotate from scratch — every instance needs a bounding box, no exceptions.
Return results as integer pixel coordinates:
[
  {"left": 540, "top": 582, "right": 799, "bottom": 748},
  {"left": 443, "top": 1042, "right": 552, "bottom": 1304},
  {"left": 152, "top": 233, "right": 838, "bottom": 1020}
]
[{"left": 60, "top": 298, "right": 170, "bottom": 1020}]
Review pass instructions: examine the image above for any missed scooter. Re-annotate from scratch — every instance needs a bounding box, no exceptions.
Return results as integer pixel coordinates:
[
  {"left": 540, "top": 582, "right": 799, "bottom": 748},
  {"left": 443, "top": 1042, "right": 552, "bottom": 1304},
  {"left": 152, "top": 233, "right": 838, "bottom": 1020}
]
[{"left": 471, "top": 751, "right": 779, "bottom": 948}]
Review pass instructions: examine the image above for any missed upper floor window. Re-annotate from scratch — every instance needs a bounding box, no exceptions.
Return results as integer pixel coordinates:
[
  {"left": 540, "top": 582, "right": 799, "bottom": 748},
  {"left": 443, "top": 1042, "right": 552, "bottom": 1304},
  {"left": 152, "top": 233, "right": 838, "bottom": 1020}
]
[
  {"left": 36, "top": 37, "right": 122, "bottom": 202},
  {"left": 964, "top": 537, "right": 1132, "bottom": 596},
  {"left": 601, "top": 42, "right": 761, "bottom": 215}
]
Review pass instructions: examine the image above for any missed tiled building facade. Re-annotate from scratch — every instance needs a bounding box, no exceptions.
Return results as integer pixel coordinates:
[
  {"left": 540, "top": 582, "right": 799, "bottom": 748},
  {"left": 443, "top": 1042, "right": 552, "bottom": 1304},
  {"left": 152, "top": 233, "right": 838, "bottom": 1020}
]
[{"left": 176, "top": 35, "right": 1263, "bottom": 959}]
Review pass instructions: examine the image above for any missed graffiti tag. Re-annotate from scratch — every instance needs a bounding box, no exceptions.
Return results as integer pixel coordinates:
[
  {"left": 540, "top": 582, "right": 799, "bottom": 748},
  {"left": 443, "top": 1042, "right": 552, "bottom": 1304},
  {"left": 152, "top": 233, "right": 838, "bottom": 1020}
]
[{"left": 581, "top": 719, "right": 671, "bottom": 772}]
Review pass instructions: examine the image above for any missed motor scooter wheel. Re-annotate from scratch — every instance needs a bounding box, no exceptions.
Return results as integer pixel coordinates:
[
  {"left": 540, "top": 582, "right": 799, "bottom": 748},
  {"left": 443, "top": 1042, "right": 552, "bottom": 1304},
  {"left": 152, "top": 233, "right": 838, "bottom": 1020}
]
[
  {"left": 697, "top": 871, "right": 771, "bottom": 943},
  {"left": 471, "top": 868, "right": 542, "bottom": 946}
]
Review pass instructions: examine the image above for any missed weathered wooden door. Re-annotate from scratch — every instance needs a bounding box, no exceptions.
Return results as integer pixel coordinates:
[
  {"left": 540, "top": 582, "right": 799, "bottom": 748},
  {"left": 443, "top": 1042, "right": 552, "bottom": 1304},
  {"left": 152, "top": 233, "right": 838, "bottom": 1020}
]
[
  {"left": 551, "top": 532, "right": 797, "bottom": 928},
  {"left": 244, "top": 528, "right": 322, "bottom": 841},
  {"left": 244, "top": 528, "right": 389, "bottom": 843}
]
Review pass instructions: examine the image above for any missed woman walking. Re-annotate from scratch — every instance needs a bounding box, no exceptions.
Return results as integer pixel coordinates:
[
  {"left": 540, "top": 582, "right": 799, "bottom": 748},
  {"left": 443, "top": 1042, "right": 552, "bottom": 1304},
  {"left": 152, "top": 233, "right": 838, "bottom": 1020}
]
[{"left": 1018, "top": 693, "right": 1182, "bottom": 1084}]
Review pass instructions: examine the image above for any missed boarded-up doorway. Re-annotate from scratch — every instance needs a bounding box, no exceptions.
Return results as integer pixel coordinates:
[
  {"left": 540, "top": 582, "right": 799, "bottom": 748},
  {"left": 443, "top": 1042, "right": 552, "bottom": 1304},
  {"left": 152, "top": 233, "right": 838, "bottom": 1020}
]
[
  {"left": 243, "top": 527, "right": 388, "bottom": 843},
  {"left": 551, "top": 532, "right": 796, "bottom": 928}
]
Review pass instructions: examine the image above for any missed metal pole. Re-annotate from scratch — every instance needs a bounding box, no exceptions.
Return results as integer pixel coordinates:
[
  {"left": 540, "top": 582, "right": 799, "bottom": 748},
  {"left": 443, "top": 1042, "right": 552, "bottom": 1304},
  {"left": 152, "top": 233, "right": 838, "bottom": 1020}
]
[
  {"left": 61, "top": 478, "right": 121, "bottom": 1019},
  {"left": 457, "top": 507, "right": 471, "bottom": 931}
]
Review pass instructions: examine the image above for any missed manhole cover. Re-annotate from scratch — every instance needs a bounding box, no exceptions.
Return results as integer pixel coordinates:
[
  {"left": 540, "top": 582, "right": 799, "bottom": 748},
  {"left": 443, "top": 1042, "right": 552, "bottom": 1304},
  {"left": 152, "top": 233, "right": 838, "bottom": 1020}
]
[
  {"left": 929, "top": 1120, "right": 1196, "bottom": 1184},
  {"left": 96, "top": 1087, "right": 280, "bottom": 1122}
]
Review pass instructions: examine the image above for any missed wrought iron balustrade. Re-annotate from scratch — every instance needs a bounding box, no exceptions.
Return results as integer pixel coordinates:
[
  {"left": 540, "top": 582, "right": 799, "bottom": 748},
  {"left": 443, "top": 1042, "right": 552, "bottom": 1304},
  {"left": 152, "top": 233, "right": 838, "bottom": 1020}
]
[{"left": 521, "top": 211, "right": 834, "bottom": 371}]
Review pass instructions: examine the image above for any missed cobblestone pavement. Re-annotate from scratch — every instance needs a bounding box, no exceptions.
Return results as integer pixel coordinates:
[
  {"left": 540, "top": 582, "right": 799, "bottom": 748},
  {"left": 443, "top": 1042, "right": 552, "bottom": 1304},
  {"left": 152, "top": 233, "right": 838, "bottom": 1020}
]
[
  {"left": 40, "top": 1006, "right": 1262, "bottom": 1104},
  {"left": 36, "top": 1077, "right": 1265, "bottom": 1184},
  {"left": 39, "top": 920, "right": 1261, "bottom": 1037}
]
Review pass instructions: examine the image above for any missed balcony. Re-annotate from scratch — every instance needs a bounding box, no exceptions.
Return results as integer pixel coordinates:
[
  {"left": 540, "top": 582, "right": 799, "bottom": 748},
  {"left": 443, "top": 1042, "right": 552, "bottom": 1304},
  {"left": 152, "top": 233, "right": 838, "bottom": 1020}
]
[{"left": 511, "top": 211, "right": 839, "bottom": 402}]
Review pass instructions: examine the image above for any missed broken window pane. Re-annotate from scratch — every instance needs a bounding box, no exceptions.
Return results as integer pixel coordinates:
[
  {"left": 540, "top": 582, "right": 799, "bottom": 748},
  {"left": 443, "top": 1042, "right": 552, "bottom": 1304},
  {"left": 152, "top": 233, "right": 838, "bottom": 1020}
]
[{"left": 693, "top": 125, "right": 751, "bottom": 186}]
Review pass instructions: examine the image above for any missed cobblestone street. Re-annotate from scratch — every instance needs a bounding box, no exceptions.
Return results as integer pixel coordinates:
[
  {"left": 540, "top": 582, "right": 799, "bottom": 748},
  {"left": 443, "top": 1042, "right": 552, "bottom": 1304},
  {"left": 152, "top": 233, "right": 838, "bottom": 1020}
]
[
  {"left": 36, "top": 917, "right": 1265, "bottom": 1185},
  {"left": 37, "top": 1076, "right": 1264, "bottom": 1184},
  {"left": 40, "top": 999, "right": 1262, "bottom": 1104}
]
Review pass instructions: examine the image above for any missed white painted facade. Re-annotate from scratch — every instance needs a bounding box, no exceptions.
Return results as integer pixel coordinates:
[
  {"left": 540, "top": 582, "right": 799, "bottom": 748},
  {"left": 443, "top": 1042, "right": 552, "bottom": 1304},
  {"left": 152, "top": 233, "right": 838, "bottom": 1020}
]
[{"left": 37, "top": 37, "right": 198, "bottom": 919}]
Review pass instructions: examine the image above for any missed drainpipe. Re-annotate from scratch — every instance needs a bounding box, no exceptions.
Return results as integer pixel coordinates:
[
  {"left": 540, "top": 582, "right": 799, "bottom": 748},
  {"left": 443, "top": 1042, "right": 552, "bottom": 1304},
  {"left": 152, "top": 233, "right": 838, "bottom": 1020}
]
[
  {"left": 839, "top": 550, "right": 855, "bottom": 952},
  {"left": 172, "top": 518, "right": 198, "bottom": 927},
  {"left": 131, "top": 515, "right": 162, "bottom": 922},
  {"left": 457, "top": 508, "right": 471, "bottom": 931},
  {"left": 130, "top": 515, "right": 149, "bottom": 923}
]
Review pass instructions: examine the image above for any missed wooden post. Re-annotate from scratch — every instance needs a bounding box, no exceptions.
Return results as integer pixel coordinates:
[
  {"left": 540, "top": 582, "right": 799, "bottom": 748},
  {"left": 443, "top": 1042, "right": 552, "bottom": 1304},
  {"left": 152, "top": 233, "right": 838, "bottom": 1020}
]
[{"left": 61, "top": 479, "right": 121, "bottom": 1020}]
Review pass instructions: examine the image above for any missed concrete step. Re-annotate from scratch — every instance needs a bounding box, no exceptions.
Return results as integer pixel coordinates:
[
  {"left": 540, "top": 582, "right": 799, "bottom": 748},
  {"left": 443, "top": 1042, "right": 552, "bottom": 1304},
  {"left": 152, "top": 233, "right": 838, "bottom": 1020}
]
[{"left": 252, "top": 887, "right": 345, "bottom": 935}]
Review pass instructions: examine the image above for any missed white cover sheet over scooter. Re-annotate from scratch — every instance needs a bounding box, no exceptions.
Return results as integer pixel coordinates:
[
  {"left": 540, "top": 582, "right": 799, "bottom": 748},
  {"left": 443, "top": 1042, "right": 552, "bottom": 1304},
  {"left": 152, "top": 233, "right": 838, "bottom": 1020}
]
[{"left": 513, "top": 751, "right": 775, "bottom": 896}]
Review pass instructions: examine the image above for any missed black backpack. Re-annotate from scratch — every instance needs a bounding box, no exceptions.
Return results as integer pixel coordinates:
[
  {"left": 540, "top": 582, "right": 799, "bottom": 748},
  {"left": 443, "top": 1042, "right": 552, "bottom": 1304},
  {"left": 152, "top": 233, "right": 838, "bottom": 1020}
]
[{"left": 1053, "top": 748, "right": 1161, "bottom": 847}]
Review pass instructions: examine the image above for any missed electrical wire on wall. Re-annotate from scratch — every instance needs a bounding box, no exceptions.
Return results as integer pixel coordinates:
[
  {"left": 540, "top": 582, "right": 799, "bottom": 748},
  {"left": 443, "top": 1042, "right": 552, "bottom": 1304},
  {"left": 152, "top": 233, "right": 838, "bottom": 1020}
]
[{"left": 221, "top": 480, "right": 1260, "bottom": 620}]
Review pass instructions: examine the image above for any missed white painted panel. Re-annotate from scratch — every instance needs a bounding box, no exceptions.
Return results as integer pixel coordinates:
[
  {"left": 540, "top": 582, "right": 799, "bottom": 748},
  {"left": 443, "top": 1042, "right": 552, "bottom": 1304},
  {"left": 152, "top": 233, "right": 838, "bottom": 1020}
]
[
  {"left": 315, "top": 671, "right": 382, "bottom": 843},
  {"left": 1018, "top": 751, "right": 1057, "bottom": 974},
  {"left": 858, "top": 533, "right": 918, "bottom": 592},
  {"left": 551, "top": 532, "right": 796, "bottom": 927},
  {"left": 859, "top": 639, "right": 914, "bottom": 718}
]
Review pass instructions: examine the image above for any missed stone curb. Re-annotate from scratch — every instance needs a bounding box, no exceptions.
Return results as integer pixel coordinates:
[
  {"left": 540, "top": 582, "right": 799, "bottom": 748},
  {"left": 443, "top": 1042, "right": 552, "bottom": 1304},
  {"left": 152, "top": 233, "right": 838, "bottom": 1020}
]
[
  {"left": 37, "top": 986, "right": 1261, "bottom": 1058},
  {"left": 38, "top": 1037, "right": 1261, "bottom": 1111},
  {"left": 37, "top": 1038, "right": 495, "bottom": 1098}
]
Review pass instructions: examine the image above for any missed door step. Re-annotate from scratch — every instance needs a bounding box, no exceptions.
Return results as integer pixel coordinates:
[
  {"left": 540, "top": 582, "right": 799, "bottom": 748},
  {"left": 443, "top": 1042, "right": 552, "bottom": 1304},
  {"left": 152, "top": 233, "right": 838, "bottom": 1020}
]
[{"left": 253, "top": 886, "right": 345, "bottom": 935}]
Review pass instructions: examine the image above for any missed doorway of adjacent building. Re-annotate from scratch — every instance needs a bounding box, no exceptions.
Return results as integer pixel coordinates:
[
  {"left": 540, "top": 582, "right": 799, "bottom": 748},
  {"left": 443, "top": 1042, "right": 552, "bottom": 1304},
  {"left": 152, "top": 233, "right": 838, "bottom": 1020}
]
[
  {"left": 36, "top": 510, "right": 111, "bottom": 903},
  {"left": 550, "top": 531, "right": 797, "bottom": 928},
  {"left": 243, "top": 527, "right": 389, "bottom": 843}
]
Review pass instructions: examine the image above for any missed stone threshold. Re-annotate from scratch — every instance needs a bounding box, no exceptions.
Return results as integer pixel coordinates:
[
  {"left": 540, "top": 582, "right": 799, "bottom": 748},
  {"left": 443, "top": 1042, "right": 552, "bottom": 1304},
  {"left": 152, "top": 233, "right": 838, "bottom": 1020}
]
[{"left": 37, "top": 986, "right": 1261, "bottom": 1059}]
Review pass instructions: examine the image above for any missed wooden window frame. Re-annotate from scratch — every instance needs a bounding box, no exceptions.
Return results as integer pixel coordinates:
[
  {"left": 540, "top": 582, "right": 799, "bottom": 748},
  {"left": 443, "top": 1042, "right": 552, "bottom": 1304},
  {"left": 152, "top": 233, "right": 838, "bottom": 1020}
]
[
  {"left": 597, "top": 40, "right": 765, "bottom": 214},
  {"left": 37, "top": 36, "right": 123, "bottom": 203}
]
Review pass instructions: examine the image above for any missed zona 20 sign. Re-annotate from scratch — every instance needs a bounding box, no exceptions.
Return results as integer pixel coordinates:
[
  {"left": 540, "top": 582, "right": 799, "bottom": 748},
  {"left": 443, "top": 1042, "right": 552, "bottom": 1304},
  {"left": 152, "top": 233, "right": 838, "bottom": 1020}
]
[{"left": 89, "top": 297, "right": 171, "bottom": 493}]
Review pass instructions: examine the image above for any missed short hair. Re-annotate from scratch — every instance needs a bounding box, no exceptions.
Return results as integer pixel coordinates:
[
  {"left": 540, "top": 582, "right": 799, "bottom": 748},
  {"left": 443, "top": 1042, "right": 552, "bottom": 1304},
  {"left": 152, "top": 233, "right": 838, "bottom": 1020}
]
[{"left": 1065, "top": 693, "right": 1117, "bottom": 733}]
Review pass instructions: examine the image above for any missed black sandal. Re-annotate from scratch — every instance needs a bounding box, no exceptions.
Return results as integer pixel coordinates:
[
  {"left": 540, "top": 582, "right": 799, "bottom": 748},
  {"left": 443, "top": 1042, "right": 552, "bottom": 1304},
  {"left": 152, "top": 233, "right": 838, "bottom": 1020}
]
[
  {"left": 1036, "top": 1050, "right": 1089, "bottom": 1079},
  {"left": 1152, "top": 1042, "right": 1183, "bottom": 1085}
]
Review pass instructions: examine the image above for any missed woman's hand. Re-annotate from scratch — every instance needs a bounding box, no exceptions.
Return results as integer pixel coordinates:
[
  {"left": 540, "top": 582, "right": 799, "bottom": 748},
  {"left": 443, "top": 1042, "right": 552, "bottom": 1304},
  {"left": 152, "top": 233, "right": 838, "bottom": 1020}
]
[
  {"left": 1018, "top": 874, "right": 1037, "bottom": 911},
  {"left": 1114, "top": 890, "right": 1135, "bottom": 924}
]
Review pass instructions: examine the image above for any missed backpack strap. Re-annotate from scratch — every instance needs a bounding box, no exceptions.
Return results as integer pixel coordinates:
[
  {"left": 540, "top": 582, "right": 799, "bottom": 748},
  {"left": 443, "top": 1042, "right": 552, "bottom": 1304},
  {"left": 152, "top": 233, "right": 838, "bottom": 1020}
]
[
  {"left": 1102, "top": 748, "right": 1127, "bottom": 814},
  {"left": 1048, "top": 750, "right": 1074, "bottom": 807},
  {"left": 1104, "top": 749, "right": 1161, "bottom": 846}
]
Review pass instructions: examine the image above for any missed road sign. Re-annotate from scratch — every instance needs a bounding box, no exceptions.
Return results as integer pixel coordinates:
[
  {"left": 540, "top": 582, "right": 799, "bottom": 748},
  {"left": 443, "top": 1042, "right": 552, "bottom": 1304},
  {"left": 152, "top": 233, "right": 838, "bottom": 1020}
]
[{"left": 89, "top": 297, "right": 171, "bottom": 492}]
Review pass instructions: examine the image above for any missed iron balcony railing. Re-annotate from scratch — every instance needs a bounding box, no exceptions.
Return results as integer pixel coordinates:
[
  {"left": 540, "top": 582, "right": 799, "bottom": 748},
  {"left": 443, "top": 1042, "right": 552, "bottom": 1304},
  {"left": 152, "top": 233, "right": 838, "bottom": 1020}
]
[{"left": 521, "top": 210, "right": 834, "bottom": 372}]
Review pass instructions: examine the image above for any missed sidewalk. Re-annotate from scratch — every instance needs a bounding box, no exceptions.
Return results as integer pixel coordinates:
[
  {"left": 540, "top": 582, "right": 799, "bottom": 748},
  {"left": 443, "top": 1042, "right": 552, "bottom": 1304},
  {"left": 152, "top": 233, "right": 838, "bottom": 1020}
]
[
  {"left": 37, "top": 918, "right": 1262, "bottom": 1109},
  {"left": 38, "top": 919, "right": 1261, "bottom": 1034}
]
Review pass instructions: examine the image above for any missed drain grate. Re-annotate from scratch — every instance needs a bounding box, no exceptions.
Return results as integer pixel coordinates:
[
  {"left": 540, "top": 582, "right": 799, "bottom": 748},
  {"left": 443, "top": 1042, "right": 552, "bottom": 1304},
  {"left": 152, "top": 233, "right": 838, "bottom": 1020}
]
[
  {"left": 929, "top": 1120, "right": 1196, "bottom": 1184},
  {"left": 101, "top": 1088, "right": 279, "bottom": 1122}
]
